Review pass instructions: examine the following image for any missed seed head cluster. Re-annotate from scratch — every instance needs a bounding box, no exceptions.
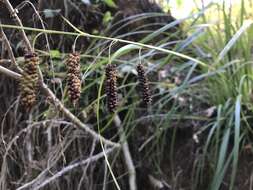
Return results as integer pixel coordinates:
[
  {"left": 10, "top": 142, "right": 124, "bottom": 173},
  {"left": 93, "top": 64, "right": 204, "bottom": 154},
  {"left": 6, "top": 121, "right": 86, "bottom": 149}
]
[
  {"left": 105, "top": 64, "right": 118, "bottom": 112},
  {"left": 137, "top": 63, "right": 152, "bottom": 106},
  {"left": 20, "top": 52, "right": 39, "bottom": 110},
  {"left": 65, "top": 53, "right": 81, "bottom": 105}
]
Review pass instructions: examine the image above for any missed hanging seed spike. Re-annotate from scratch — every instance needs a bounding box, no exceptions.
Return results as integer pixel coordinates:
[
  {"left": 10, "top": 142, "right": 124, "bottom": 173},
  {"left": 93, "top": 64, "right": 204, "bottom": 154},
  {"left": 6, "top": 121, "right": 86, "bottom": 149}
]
[
  {"left": 19, "top": 52, "right": 40, "bottom": 110},
  {"left": 20, "top": 74, "right": 36, "bottom": 110},
  {"left": 107, "top": 78, "right": 117, "bottom": 113},
  {"left": 24, "top": 53, "right": 39, "bottom": 67},
  {"left": 66, "top": 52, "right": 80, "bottom": 69},
  {"left": 24, "top": 52, "right": 38, "bottom": 59},
  {"left": 67, "top": 70, "right": 81, "bottom": 105},
  {"left": 105, "top": 64, "right": 118, "bottom": 113},
  {"left": 23, "top": 53, "right": 39, "bottom": 77},
  {"left": 66, "top": 53, "right": 81, "bottom": 76},
  {"left": 20, "top": 78, "right": 36, "bottom": 110},
  {"left": 68, "top": 67, "right": 81, "bottom": 78},
  {"left": 65, "top": 52, "right": 81, "bottom": 106},
  {"left": 65, "top": 53, "right": 81, "bottom": 78},
  {"left": 105, "top": 64, "right": 117, "bottom": 78},
  {"left": 137, "top": 63, "right": 152, "bottom": 107}
]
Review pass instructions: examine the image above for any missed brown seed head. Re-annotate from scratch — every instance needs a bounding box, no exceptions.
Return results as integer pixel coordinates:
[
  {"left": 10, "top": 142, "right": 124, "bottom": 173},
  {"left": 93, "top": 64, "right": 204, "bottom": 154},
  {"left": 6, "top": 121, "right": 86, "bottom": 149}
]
[
  {"left": 137, "top": 63, "right": 152, "bottom": 106},
  {"left": 19, "top": 52, "right": 39, "bottom": 110},
  {"left": 105, "top": 64, "right": 118, "bottom": 112},
  {"left": 65, "top": 52, "right": 81, "bottom": 105}
]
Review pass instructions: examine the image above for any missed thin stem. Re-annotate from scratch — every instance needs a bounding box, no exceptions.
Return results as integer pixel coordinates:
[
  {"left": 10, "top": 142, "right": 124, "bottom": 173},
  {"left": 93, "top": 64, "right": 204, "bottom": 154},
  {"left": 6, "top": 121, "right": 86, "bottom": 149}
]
[
  {"left": 0, "top": 23, "right": 208, "bottom": 68},
  {"left": 0, "top": 65, "right": 21, "bottom": 79}
]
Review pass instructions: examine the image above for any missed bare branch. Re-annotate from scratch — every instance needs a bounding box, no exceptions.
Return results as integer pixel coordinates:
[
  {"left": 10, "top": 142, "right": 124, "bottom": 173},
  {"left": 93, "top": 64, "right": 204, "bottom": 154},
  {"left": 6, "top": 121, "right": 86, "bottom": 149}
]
[
  {"left": 0, "top": 65, "right": 21, "bottom": 79},
  {"left": 0, "top": 59, "right": 11, "bottom": 64}
]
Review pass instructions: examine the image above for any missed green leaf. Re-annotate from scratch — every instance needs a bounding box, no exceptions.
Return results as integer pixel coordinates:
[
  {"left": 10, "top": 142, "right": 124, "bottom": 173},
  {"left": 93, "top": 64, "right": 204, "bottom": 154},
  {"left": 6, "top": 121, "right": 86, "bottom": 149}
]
[
  {"left": 111, "top": 44, "right": 140, "bottom": 61},
  {"left": 103, "top": 11, "right": 113, "bottom": 25},
  {"left": 103, "top": 0, "right": 117, "bottom": 8},
  {"left": 229, "top": 95, "right": 242, "bottom": 190},
  {"left": 49, "top": 50, "right": 61, "bottom": 58}
]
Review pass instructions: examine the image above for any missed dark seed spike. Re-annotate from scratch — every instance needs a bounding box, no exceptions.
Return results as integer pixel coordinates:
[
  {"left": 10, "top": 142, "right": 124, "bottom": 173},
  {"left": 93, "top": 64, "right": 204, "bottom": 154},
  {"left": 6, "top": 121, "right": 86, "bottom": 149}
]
[
  {"left": 137, "top": 63, "right": 152, "bottom": 107},
  {"left": 105, "top": 64, "right": 118, "bottom": 113},
  {"left": 65, "top": 52, "right": 81, "bottom": 105}
]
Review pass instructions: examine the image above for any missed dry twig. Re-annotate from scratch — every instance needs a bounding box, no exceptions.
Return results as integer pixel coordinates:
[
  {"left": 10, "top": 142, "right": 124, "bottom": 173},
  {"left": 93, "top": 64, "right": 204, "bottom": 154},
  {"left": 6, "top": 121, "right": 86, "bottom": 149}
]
[{"left": 0, "top": 65, "right": 21, "bottom": 79}]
